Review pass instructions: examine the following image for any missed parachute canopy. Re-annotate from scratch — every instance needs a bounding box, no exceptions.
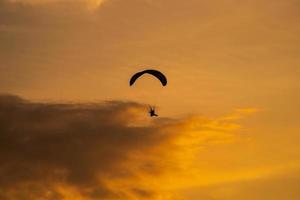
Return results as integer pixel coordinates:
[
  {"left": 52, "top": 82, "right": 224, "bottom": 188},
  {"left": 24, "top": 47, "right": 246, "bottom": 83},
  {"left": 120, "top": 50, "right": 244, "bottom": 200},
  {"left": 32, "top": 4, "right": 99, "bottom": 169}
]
[{"left": 129, "top": 69, "right": 167, "bottom": 86}]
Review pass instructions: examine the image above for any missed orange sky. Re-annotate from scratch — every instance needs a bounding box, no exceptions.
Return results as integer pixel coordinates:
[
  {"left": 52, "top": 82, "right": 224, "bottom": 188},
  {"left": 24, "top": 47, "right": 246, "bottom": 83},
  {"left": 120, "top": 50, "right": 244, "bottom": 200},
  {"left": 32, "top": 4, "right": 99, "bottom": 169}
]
[{"left": 0, "top": 0, "right": 299, "bottom": 199}]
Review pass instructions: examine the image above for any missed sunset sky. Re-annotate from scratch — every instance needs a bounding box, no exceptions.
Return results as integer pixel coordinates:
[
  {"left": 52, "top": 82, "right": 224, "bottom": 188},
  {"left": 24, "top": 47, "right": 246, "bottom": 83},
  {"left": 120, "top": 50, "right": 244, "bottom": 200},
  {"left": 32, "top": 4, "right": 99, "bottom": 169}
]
[{"left": 0, "top": 0, "right": 300, "bottom": 199}]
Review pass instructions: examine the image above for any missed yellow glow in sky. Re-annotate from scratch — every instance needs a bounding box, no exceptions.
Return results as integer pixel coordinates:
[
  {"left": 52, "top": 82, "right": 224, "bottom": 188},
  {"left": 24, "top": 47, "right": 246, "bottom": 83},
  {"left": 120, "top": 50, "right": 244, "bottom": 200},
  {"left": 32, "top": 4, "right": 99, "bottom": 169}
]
[{"left": 0, "top": 0, "right": 299, "bottom": 199}]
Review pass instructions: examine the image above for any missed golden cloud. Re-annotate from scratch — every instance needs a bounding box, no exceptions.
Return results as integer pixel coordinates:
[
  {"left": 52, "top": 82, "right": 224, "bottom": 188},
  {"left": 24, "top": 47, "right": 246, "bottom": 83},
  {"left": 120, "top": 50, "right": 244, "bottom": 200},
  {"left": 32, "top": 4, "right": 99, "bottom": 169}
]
[
  {"left": 8, "top": 0, "right": 106, "bottom": 9},
  {"left": 0, "top": 95, "right": 255, "bottom": 199}
]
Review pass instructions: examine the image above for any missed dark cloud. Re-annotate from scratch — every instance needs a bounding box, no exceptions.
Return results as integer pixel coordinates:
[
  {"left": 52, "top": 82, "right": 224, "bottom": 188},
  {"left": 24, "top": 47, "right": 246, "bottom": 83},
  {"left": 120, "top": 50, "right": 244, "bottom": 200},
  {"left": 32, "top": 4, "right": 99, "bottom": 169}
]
[
  {"left": 0, "top": 0, "right": 92, "bottom": 27},
  {"left": 0, "top": 94, "right": 174, "bottom": 199},
  {"left": 0, "top": 95, "right": 256, "bottom": 199}
]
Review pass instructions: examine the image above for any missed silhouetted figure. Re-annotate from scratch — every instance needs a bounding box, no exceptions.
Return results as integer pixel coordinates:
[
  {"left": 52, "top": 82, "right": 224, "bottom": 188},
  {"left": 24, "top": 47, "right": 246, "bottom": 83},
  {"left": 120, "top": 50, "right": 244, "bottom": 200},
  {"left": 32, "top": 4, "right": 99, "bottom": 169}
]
[{"left": 149, "top": 106, "right": 158, "bottom": 117}]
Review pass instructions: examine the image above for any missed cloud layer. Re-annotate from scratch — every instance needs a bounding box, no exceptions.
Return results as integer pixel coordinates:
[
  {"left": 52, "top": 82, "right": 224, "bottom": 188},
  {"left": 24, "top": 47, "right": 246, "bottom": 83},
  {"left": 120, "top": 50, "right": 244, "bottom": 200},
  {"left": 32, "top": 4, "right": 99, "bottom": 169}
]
[
  {"left": 8, "top": 0, "right": 105, "bottom": 9},
  {"left": 0, "top": 95, "right": 255, "bottom": 199}
]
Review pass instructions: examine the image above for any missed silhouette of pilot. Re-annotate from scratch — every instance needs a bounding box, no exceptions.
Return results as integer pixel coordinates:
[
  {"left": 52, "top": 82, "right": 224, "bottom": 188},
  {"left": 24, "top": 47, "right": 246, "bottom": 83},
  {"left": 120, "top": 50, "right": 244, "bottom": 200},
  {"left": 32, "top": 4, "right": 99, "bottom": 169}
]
[{"left": 149, "top": 106, "right": 158, "bottom": 117}]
